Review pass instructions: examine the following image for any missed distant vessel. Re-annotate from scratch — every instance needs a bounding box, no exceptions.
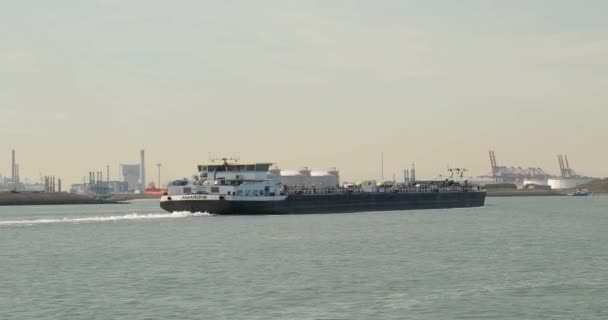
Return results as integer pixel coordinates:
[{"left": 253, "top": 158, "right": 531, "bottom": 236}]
[
  {"left": 160, "top": 159, "right": 486, "bottom": 215},
  {"left": 144, "top": 188, "right": 167, "bottom": 196},
  {"left": 144, "top": 182, "right": 167, "bottom": 196},
  {"left": 568, "top": 189, "right": 589, "bottom": 196}
]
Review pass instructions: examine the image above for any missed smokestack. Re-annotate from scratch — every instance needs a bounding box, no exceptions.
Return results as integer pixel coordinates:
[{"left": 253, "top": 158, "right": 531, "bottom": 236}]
[
  {"left": 11, "top": 150, "right": 15, "bottom": 185},
  {"left": 140, "top": 149, "right": 146, "bottom": 192},
  {"left": 410, "top": 163, "right": 416, "bottom": 183}
]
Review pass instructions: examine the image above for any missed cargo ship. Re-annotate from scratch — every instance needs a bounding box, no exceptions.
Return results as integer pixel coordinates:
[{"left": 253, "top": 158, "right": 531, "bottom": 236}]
[{"left": 160, "top": 159, "right": 486, "bottom": 215}]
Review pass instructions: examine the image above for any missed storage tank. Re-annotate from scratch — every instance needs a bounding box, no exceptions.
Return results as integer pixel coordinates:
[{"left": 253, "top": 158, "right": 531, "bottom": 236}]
[
  {"left": 268, "top": 167, "right": 281, "bottom": 179},
  {"left": 328, "top": 168, "right": 340, "bottom": 186},
  {"left": 311, "top": 171, "right": 339, "bottom": 188},
  {"left": 523, "top": 179, "right": 548, "bottom": 187},
  {"left": 279, "top": 167, "right": 339, "bottom": 188},
  {"left": 548, "top": 178, "right": 593, "bottom": 190},
  {"left": 280, "top": 170, "right": 306, "bottom": 187}
]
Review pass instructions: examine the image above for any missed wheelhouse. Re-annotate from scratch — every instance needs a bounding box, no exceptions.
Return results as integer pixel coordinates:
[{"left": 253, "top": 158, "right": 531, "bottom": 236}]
[
  {"left": 197, "top": 162, "right": 273, "bottom": 181},
  {"left": 197, "top": 163, "right": 272, "bottom": 173}
]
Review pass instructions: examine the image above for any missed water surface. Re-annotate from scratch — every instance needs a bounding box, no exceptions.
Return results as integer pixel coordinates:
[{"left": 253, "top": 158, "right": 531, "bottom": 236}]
[{"left": 1, "top": 197, "right": 607, "bottom": 319}]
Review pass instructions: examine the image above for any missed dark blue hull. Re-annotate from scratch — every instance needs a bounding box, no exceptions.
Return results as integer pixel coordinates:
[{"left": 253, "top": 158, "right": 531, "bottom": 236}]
[{"left": 160, "top": 191, "right": 486, "bottom": 215}]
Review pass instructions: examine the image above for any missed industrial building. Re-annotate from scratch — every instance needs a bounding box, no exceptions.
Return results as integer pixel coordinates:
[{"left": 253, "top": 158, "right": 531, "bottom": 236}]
[
  {"left": 119, "top": 149, "right": 147, "bottom": 192},
  {"left": 121, "top": 164, "right": 140, "bottom": 192},
  {"left": 70, "top": 181, "right": 128, "bottom": 195}
]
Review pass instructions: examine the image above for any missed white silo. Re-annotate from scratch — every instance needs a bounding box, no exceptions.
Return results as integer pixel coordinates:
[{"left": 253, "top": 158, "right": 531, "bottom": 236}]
[
  {"left": 268, "top": 166, "right": 282, "bottom": 179},
  {"left": 523, "top": 179, "right": 549, "bottom": 187},
  {"left": 299, "top": 167, "right": 312, "bottom": 187},
  {"left": 280, "top": 170, "right": 305, "bottom": 187},
  {"left": 311, "top": 171, "right": 332, "bottom": 187},
  {"left": 548, "top": 178, "right": 592, "bottom": 190},
  {"left": 328, "top": 168, "right": 340, "bottom": 186}
]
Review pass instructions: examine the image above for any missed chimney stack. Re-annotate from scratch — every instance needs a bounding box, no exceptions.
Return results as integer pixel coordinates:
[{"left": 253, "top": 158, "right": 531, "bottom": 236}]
[
  {"left": 410, "top": 163, "right": 416, "bottom": 183},
  {"left": 139, "top": 149, "right": 146, "bottom": 192},
  {"left": 11, "top": 150, "right": 15, "bottom": 183}
]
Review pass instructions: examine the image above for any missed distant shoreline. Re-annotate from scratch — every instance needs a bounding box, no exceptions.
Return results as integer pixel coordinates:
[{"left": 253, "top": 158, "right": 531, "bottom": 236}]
[
  {"left": 486, "top": 191, "right": 564, "bottom": 197},
  {"left": 0, "top": 191, "right": 121, "bottom": 206}
]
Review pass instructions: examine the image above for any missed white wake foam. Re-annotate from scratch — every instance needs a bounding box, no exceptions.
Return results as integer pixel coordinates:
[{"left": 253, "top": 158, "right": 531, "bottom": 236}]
[{"left": 0, "top": 211, "right": 212, "bottom": 226}]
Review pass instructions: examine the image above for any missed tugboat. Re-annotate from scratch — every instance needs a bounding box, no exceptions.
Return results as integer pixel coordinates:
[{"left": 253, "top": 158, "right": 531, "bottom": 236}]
[
  {"left": 160, "top": 158, "right": 486, "bottom": 215},
  {"left": 568, "top": 189, "right": 590, "bottom": 196},
  {"left": 144, "top": 182, "right": 167, "bottom": 196}
]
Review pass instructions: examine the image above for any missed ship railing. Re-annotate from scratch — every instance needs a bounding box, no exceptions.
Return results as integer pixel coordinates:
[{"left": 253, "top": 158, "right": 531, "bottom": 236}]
[{"left": 283, "top": 185, "right": 482, "bottom": 195}]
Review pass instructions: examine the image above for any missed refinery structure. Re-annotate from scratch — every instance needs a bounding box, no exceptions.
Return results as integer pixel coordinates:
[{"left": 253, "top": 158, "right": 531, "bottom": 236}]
[
  {"left": 482, "top": 150, "right": 593, "bottom": 190},
  {"left": 1, "top": 150, "right": 21, "bottom": 191},
  {"left": 2, "top": 148, "right": 166, "bottom": 198},
  {"left": 70, "top": 149, "right": 152, "bottom": 196},
  {"left": 0, "top": 150, "right": 61, "bottom": 192}
]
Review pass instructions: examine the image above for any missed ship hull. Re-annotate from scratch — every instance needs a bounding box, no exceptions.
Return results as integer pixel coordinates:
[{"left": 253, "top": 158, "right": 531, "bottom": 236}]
[{"left": 160, "top": 191, "right": 486, "bottom": 215}]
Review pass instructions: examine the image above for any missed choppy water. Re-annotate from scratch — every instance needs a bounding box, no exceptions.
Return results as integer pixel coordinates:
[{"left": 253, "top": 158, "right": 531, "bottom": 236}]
[{"left": 1, "top": 197, "right": 607, "bottom": 320}]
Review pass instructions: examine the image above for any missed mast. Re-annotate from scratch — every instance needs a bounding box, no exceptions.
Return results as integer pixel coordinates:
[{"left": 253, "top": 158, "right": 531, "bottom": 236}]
[{"left": 381, "top": 152, "right": 384, "bottom": 182}]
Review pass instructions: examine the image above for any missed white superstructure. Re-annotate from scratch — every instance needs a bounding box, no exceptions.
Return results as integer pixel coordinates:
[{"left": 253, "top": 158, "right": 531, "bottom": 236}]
[{"left": 165, "top": 159, "right": 285, "bottom": 201}]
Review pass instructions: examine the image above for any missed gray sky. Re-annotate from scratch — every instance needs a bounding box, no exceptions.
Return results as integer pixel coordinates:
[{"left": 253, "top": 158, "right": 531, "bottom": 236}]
[{"left": 1, "top": 0, "right": 607, "bottom": 185}]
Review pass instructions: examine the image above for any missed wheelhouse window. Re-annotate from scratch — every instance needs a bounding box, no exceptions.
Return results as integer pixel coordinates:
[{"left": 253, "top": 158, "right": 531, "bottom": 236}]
[
  {"left": 207, "top": 166, "right": 220, "bottom": 172},
  {"left": 211, "top": 187, "right": 220, "bottom": 193},
  {"left": 255, "top": 164, "right": 270, "bottom": 172}
]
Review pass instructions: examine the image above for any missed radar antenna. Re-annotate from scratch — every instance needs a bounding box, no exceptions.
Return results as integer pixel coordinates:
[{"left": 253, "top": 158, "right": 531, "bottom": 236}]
[
  {"left": 210, "top": 157, "right": 239, "bottom": 166},
  {"left": 459, "top": 168, "right": 468, "bottom": 178},
  {"left": 448, "top": 168, "right": 454, "bottom": 178},
  {"left": 448, "top": 168, "right": 468, "bottom": 179}
]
